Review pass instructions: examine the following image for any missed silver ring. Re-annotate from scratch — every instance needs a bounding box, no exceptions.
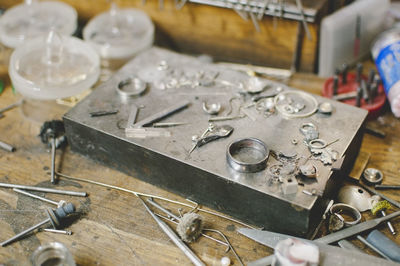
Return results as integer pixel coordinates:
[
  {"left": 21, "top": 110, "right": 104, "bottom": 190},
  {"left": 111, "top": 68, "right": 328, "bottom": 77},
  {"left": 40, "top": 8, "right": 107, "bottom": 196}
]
[
  {"left": 227, "top": 138, "right": 269, "bottom": 173},
  {"left": 330, "top": 203, "right": 361, "bottom": 226},
  {"left": 299, "top": 122, "right": 317, "bottom": 135},
  {"left": 116, "top": 76, "right": 147, "bottom": 98},
  {"left": 309, "top": 139, "right": 327, "bottom": 149}
]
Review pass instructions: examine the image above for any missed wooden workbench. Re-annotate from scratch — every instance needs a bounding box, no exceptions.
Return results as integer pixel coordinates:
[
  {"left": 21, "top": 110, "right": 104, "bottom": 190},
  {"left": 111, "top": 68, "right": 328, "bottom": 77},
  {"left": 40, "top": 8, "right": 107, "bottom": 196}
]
[{"left": 0, "top": 66, "right": 399, "bottom": 265}]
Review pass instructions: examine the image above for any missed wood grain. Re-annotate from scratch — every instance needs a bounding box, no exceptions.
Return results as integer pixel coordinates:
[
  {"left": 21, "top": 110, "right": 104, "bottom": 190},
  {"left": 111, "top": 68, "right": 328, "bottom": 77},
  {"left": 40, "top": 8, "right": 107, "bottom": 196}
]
[{"left": 0, "top": 0, "right": 325, "bottom": 72}]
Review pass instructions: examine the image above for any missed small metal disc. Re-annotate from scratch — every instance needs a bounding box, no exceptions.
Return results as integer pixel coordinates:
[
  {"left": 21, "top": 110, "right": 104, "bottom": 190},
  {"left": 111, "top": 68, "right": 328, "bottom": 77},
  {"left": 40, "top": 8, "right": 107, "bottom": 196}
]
[
  {"left": 363, "top": 168, "right": 383, "bottom": 185},
  {"left": 319, "top": 102, "right": 333, "bottom": 114}
]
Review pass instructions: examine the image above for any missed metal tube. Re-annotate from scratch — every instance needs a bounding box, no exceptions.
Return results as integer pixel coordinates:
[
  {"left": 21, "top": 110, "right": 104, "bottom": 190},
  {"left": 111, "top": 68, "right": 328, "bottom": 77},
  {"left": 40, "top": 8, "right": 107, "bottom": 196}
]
[
  {"left": 1, "top": 218, "right": 49, "bottom": 246},
  {"left": 139, "top": 197, "right": 205, "bottom": 266},
  {"left": 0, "top": 182, "right": 87, "bottom": 197},
  {"left": 42, "top": 228, "right": 72, "bottom": 235},
  {"left": 147, "top": 198, "right": 181, "bottom": 221},
  {"left": 13, "top": 188, "right": 58, "bottom": 206},
  {"left": 0, "top": 140, "right": 16, "bottom": 152},
  {"left": 51, "top": 138, "right": 56, "bottom": 184}
]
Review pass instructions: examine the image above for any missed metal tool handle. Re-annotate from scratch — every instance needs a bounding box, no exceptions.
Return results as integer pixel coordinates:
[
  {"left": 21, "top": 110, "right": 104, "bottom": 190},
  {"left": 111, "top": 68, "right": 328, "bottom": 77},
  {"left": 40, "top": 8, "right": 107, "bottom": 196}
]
[{"left": 316, "top": 211, "right": 400, "bottom": 244}]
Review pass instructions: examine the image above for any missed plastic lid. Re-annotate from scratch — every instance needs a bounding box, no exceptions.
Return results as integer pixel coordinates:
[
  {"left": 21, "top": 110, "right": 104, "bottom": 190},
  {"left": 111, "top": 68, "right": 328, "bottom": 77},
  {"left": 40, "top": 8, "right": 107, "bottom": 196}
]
[
  {"left": 9, "top": 31, "right": 100, "bottom": 100},
  {"left": 83, "top": 4, "right": 154, "bottom": 59},
  {"left": 0, "top": 0, "right": 77, "bottom": 48}
]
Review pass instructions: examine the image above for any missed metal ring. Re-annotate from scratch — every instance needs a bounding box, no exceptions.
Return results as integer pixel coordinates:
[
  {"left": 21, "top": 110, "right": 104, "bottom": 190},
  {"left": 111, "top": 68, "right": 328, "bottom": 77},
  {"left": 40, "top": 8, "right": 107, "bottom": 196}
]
[
  {"left": 299, "top": 122, "right": 317, "bottom": 135},
  {"left": 274, "top": 90, "right": 318, "bottom": 118},
  {"left": 116, "top": 76, "right": 147, "bottom": 99},
  {"left": 308, "top": 139, "right": 327, "bottom": 149},
  {"left": 226, "top": 138, "right": 269, "bottom": 173},
  {"left": 330, "top": 203, "right": 362, "bottom": 226}
]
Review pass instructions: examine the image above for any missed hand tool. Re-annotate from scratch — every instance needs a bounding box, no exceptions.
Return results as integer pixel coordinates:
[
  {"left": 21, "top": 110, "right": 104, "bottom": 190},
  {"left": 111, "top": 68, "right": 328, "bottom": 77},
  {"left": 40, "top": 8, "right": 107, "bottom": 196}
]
[
  {"left": 357, "top": 235, "right": 392, "bottom": 261},
  {"left": 138, "top": 197, "right": 205, "bottom": 266},
  {"left": 0, "top": 182, "right": 87, "bottom": 197},
  {"left": 39, "top": 120, "right": 66, "bottom": 184},
  {"left": 1, "top": 203, "right": 75, "bottom": 246},
  {"left": 366, "top": 229, "right": 400, "bottom": 262},
  {"left": 239, "top": 210, "right": 400, "bottom": 247},
  {"left": 316, "top": 210, "right": 400, "bottom": 244},
  {"left": 371, "top": 200, "right": 396, "bottom": 235},
  {"left": 238, "top": 228, "right": 399, "bottom": 266}
]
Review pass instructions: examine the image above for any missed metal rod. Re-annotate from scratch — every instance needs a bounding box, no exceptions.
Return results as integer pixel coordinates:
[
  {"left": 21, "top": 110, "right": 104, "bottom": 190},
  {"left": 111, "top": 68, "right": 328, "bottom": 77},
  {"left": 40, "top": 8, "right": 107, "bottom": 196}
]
[
  {"left": 0, "top": 182, "right": 87, "bottom": 197},
  {"left": 357, "top": 235, "right": 392, "bottom": 261},
  {"left": 126, "top": 104, "right": 139, "bottom": 128},
  {"left": 0, "top": 99, "right": 23, "bottom": 115},
  {"left": 134, "top": 100, "right": 190, "bottom": 128},
  {"left": 13, "top": 188, "right": 58, "bottom": 206},
  {"left": 42, "top": 228, "right": 72, "bottom": 235},
  {"left": 147, "top": 198, "right": 181, "bottom": 221},
  {"left": 139, "top": 197, "right": 205, "bottom": 266},
  {"left": 51, "top": 137, "right": 56, "bottom": 184},
  {"left": 1, "top": 219, "right": 49, "bottom": 246},
  {"left": 0, "top": 140, "right": 16, "bottom": 152},
  {"left": 56, "top": 172, "right": 259, "bottom": 229},
  {"left": 375, "top": 185, "right": 400, "bottom": 190},
  {"left": 153, "top": 122, "right": 188, "bottom": 128}
]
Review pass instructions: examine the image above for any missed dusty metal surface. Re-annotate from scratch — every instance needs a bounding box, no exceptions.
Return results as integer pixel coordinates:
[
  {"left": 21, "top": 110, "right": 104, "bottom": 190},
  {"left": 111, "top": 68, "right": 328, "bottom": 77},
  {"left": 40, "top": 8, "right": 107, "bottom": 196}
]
[{"left": 64, "top": 47, "right": 367, "bottom": 236}]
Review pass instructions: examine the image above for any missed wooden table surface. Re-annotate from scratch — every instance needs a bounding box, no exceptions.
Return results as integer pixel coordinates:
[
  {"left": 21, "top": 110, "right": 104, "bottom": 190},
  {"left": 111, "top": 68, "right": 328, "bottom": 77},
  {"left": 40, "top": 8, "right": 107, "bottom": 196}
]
[{"left": 0, "top": 64, "right": 400, "bottom": 265}]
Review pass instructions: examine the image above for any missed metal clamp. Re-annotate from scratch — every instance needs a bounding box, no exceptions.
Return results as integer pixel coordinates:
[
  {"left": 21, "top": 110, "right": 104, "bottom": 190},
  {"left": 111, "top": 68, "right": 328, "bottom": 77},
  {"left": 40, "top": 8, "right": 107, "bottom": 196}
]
[
  {"left": 227, "top": 138, "right": 269, "bottom": 173},
  {"left": 330, "top": 203, "right": 362, "bottom": 226},
  {"left": 116, "top": 76, "right": 147, "bottom": 99}
]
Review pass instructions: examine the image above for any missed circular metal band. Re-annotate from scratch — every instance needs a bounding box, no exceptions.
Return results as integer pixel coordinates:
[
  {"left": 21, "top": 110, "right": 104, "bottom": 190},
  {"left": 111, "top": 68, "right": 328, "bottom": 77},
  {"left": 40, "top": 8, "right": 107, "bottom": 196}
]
[
  {"left": 226, "top": 138, "right": 269, "bottom": 173},
  {"left": 299, "top": 122, "right": 317, "bottom": 135},
  {"left": 308, "top": 138, "right": 327, "bottom": 149},
  {"left": 330, "top": 203, "right": 362, "bottom": 226},
  {"left": 116, "top": 76, "right": 147, "bottom": 98}
]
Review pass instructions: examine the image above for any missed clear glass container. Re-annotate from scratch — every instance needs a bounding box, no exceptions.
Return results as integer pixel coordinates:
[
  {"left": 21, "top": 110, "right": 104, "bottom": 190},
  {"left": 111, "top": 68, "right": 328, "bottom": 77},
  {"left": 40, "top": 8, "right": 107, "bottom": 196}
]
[{"left": 31, "top": 242, "right": 76, "bottom": 266}]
